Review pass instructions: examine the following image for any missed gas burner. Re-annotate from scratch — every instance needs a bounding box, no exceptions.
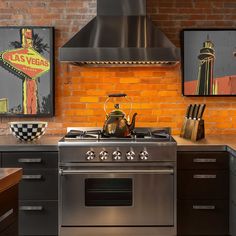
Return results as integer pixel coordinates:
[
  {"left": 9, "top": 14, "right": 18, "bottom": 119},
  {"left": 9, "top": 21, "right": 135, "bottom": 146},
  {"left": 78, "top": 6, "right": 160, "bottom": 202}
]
[
  {"left": 62, "top": 127, "right": 172, "bottom": 142},
  {"left": 64, "top": 130, "right": 83, "bottom": 139},
  {"left": 151, "top": 129, "right": 170, "bottom": 139},
  {"left": 132, "top": 128, "right": 170, "bottom": 139},
  {"left": 65, "top": 129, "right": 101, "bottom": 139}
]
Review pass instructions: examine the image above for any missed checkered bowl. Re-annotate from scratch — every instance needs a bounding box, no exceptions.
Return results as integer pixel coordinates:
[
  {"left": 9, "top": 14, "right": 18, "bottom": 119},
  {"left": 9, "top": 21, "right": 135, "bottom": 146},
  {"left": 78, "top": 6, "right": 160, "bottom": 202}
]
[{"left": 9, "top": 121, "right": 48, "bottom": 141}]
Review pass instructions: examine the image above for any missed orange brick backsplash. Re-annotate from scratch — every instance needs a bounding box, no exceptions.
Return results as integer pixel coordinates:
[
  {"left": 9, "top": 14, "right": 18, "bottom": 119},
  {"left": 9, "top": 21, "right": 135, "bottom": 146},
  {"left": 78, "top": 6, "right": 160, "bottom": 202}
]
[
  {"left": 1, "top": 0, "right": 236, "bottom": 136},
  {"left": 2, "top": 64, "right": 236, "bottom": 136}
]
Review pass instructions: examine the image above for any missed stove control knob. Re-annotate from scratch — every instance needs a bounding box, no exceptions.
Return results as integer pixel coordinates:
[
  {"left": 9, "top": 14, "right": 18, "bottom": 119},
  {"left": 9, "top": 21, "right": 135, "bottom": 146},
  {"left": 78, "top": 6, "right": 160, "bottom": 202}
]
[
  {"left": 126, "top": 151, "right": 135, "bottom": 160},
  {"left": 86, "top": 150, "right": 95, "bottom": 160},
  {"left": 99, "top": 151, "right": 108, "bottom": 160},
  {"left": 113, "top": 151, "right": 122, "bottom": 160},
  {"left": 139, "top": 150, "right": 149, "bottom": 160}
]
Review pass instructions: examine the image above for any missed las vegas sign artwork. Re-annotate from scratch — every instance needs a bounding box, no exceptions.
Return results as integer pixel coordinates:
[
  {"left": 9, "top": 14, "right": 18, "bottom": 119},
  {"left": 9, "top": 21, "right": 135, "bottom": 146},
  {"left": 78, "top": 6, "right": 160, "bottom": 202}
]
[
  {"left": 0, "top": 27, "right": 54, "bottom": 116},
  {"left": 1, "top": 47, "right": 50, "bottom": 80}
]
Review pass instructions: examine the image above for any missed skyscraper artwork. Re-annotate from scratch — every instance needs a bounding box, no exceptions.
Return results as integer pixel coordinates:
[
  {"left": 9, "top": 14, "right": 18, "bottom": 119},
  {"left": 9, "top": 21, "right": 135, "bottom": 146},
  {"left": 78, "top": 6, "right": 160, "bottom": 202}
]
[
  {"left": 182, "top": 29, "right": 236, "bottom": 96},
  {"left": 196, "top": 36, "right": 215, "bottom": 95}
]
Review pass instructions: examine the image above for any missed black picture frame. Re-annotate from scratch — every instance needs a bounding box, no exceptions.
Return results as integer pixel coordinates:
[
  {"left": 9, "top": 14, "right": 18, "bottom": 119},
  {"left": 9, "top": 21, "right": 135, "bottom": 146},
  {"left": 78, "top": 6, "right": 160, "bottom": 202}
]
[
  {"left": 0, "top": 26, "right": 54, "bottom": 117},
  {"left": 181, "top": 29, "right": 236, "bottom": 96}
]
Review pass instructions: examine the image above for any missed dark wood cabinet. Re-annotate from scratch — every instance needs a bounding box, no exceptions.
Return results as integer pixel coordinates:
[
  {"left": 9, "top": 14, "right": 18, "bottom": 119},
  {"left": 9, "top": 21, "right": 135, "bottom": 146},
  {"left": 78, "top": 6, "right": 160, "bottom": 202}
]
[
  {"left": 178, "top": 152, "right": 229, "bottom": 170},
  {"left": 0, "top": 185, "right": 18, "bottom": 236},
  {"left": 2, "top": 152, "right": 58, "bottom": 169},
  {"left": 177, "top": 151, "right": 229, "bottom": 236},
  {"left": 19, "top": 200, "right": 58, "bottom": 235},
  {"left": 178, "top": 199, "right": 228, "bottom": 235},
  {"left": 1, "top": 151, "right": 58, "bottom": 236},
  {"left": 18, "top": 169, "right": 58, "bottom": 200},
  {"left": 230, "top": 154, "right": 236, "bottom": 236},
  {"left": 178, "top": 170, "right": 228, "bottom": 199}
]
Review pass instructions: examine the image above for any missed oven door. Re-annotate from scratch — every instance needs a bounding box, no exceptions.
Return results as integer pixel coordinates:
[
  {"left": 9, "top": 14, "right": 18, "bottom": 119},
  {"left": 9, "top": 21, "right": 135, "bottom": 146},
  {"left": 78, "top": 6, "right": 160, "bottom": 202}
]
[{"left": 59, "top": 165, "right": 174, "bottom": 226}]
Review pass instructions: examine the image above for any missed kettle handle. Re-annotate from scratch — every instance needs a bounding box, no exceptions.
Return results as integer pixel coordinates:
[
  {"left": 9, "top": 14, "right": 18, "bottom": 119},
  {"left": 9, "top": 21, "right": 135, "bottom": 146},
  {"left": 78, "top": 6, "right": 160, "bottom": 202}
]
[
  {"left": 104, "top": 94, "right": 132, "bottom": 116},
  {"left": 108, "top": 93, "right": 127, "bottom": 98}
]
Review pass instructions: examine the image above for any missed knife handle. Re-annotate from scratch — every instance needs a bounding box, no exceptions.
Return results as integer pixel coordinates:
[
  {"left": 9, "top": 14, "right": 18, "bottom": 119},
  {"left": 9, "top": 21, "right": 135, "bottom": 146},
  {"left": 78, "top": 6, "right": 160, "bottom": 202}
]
[
  {"left": 185, "top": 104, "right": 192, "bottom": 118},
  {"left": 197, "top": 104, "right": 206, "bottom": 120},
  {"left": 193, "top": 104, "right": 200, "bottom": 120},
  {"left": 190, "top": 104, "right": 197, "bottom": 119},
  {"left": 188, "top": 104, "right": 194, "bottom": 119}
]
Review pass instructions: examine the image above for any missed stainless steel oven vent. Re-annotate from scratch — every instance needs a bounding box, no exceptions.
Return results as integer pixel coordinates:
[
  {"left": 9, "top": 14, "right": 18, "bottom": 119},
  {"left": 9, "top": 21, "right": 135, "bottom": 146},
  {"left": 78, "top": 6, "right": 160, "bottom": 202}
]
[
  {"left": 73, "top": 61, "right": 176, "bottom": 66},
  {"left": 59, "top": 0, "right": 180, "bottom": 66}
]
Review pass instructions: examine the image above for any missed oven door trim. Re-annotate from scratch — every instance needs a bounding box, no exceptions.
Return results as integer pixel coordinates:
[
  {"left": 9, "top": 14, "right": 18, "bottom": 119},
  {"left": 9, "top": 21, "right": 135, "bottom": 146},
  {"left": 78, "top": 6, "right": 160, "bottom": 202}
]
[{"left": 59, "top": 168, "right": 174, "bottom": 175}]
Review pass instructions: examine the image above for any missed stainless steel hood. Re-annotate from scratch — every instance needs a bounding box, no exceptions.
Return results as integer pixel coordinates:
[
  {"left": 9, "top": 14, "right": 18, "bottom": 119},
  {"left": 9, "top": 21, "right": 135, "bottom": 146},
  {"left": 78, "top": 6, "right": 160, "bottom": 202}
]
[{"left": 59, "top": 0, "right": 180, "bottom": 66}]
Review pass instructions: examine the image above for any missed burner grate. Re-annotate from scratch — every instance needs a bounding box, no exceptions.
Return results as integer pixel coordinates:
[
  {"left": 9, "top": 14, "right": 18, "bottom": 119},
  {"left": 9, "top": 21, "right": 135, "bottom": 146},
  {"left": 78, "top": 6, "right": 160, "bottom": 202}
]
[{"left": 63, "top": 127, "right": 171, "bottom": 142}]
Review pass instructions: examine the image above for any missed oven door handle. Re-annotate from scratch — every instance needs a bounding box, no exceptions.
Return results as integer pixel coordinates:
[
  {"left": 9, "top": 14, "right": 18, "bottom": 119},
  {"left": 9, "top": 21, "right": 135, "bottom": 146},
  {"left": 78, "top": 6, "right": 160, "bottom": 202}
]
[{"left": 59, "top": 168, "right": 174, "bottom": 175}]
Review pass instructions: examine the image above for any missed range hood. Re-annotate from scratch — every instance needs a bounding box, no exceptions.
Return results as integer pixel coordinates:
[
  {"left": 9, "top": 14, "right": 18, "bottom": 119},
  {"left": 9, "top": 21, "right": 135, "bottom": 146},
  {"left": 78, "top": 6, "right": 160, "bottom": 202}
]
[{"left": 59, "top": 0, "right": 180, "bottom": 66}]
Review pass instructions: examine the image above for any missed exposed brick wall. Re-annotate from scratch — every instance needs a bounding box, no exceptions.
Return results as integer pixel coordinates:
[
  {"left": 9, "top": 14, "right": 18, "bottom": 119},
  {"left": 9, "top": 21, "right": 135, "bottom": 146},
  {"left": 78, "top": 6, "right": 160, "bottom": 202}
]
[
  {"left": 147, "top": 0, "right": 236, "bottom": 47},
  {"left": 0, "top": 0, "right": 236, "bottom": 136}
]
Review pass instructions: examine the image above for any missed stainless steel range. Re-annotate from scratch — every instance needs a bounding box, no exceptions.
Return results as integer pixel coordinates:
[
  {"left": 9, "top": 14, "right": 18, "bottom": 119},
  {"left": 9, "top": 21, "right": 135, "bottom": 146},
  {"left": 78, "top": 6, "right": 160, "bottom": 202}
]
[{"left": 58, "top": 127, "right": 177, "bottom": 236}]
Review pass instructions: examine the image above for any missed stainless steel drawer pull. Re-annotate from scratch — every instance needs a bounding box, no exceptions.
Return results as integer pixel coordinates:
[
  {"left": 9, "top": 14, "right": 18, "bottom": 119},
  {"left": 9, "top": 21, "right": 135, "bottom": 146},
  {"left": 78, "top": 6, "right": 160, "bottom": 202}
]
[
  {"left": 0, "top": 208, "right": 13, "bottom": 223},
  {"left": 22, "top": 175, "right": 43, "bottom": 180},
  {"left": 20, "top": 206, "right": 43, "bottom": 211},
  {"left": 193, "top": 158, "right": 216, "bottom": 163},
  {"left": 59, "top": 168, "right": 174, "bottom": 175},
  {"left": 193, "top": 205, "right": 215, "bottom": 210},
  {"left": 18, "top": 158, "right": 42, "bottom": 163},
  {"left": 193, "top": 174, "right": 216, "bottom": 179}
]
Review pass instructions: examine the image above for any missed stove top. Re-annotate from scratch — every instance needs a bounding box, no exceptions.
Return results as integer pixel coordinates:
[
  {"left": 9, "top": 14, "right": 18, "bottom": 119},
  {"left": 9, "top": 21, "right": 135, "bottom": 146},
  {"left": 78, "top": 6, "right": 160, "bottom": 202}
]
[
  {"left": 59, "top": 127, "right": 176, "bottom": 162},
  {"left": 60, "top": 127, "right": 172, "bottom": 143}
]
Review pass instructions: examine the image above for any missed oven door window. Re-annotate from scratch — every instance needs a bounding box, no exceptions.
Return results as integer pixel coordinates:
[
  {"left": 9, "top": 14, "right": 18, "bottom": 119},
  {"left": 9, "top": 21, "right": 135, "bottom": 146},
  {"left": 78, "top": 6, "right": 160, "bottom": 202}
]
[{"left": 85, "top": 178, "right": 132, "bottom": 206}]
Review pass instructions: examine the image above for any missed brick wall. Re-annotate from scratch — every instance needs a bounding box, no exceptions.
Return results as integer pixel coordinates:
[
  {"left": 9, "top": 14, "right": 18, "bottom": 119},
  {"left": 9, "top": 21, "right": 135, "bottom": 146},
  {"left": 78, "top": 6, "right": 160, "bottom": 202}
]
[{"left": 1, "top": 0, "right": 236, "bottom": 135}]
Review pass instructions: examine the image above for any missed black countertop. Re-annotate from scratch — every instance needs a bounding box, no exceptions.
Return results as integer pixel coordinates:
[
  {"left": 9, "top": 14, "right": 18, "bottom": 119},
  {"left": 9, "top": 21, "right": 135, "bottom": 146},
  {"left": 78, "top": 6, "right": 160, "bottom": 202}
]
[
  {"left": 0, "top": 134, "right": 235, "bottom": 155},
  {"left": 0, "top": 135, "right": 61, "bottom": 151}
]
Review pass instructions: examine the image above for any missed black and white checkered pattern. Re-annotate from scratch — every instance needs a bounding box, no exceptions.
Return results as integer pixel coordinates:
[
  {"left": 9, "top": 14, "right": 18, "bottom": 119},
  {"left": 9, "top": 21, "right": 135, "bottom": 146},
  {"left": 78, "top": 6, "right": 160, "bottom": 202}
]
[{"left": 10, "top": 123, "right": 47, "bottom": 141}]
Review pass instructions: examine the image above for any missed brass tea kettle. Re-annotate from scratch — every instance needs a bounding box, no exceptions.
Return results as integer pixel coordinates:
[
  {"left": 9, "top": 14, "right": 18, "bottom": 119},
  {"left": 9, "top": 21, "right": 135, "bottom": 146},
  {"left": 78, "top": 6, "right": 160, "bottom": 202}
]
[{"left": 103, "top": 94, "right": 137, "bottom": 137}]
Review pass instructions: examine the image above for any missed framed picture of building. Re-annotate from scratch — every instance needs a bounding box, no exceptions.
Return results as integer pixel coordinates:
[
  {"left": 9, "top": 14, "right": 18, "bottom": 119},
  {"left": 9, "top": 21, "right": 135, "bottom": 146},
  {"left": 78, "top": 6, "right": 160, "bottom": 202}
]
[
  {"left": 0, "top": 26, "right": 54, "bottom": 116},
  {"left": 181, "top": 29, "right": 236, "bottom": 96}
]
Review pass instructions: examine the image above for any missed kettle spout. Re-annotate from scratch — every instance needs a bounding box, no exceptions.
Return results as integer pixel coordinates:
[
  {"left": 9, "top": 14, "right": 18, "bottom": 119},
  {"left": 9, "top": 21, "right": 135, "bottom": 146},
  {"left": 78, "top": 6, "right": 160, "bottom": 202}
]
[{"left": 128, "top": 113, "right": 137, "bottom": 132}]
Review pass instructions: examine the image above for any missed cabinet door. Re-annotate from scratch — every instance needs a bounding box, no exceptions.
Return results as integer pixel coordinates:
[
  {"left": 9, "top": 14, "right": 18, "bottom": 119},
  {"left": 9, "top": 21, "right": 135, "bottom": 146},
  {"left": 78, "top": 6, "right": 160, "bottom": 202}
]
[
  {"left": 230, "top": 154, "right": 236, "bottom": 236},
  {"left": 2, "top": 152, "right": 58, "bottom": 169},
  {"left": 0, "top": 185, "right": 18, "bottom": 234},
  {"left": 178, "top": 199, "right": 229, "bottom": 235},
  {"left": 178, "top": 151, "right": 229, "bottom": 170},
  {"left": 19, "top": 200, "right": 58, "bottom": 235},
  {"left": 230, "top": 201, "right": 236, "bottom": 236},
  {"left": 19, "top": 169, "right": 58, "bottom": 200},
  {"left": 178, "top": 170, "right": 228, "bottom": 199},
  {"left": 0, "top": 221, "right": 17, "bottom": 236}
]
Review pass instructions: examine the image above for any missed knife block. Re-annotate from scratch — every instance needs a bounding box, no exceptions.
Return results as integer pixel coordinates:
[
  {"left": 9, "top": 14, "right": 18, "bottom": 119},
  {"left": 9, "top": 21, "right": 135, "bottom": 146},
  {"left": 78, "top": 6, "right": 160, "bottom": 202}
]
[
  {"left": 180, "top": 119, "right": 205, "bottom": 141},
  {"left": 191, "top": 119, "right": 205, "bottom": 141}
]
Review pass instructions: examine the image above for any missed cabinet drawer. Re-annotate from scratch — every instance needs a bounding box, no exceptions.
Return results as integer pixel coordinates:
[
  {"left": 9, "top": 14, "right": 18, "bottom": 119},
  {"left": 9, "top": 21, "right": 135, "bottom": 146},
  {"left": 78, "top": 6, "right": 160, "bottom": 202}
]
[
  {"left": 230, "top": 171, "right": 236, "bottom": 203},
  {"left": 19, "top": 169, "right": 58, "bottom": 200},
  {"left": 0, "top": 185, "right": 18, "bottom": 233},
  {"left": 230, "top": 201, "right": 236, "bottom": 236},
  {"left": 230, "top": 154, "right": 236, "bottom": 172},
  {"left": 0, "top": 221, "right": 17, "bottom": 236},
  {"left": 178, "top": 199, "right": 229, "bottom": 235},
  {"left": 19, "top": 200, "right": 58, "bottom": 235},
  {"left": 178, "top": 170, "right": 228, "bottom": 199},
  {"left": 178, "top": 152, "right": 229, "bottom": 170},
  {"left": 2, "top": 152, "right": 58, "bottom": 169}
]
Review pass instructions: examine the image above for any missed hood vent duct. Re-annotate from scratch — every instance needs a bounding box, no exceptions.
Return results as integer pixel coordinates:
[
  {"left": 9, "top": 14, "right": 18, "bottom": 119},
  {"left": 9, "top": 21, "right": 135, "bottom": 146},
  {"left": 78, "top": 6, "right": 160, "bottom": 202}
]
[{"left": 59, "top": 0, "right": 180, "bottom": 66}]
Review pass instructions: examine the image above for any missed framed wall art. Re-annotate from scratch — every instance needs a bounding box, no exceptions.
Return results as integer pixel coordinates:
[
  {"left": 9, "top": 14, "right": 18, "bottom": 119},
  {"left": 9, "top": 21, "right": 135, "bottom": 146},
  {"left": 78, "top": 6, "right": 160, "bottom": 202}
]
[
  {"left": 181, "top": 29, "right": 236, "bottom": 96},
  {"left": 0, "top": 26, "right": 54, "bottom": 116}
]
